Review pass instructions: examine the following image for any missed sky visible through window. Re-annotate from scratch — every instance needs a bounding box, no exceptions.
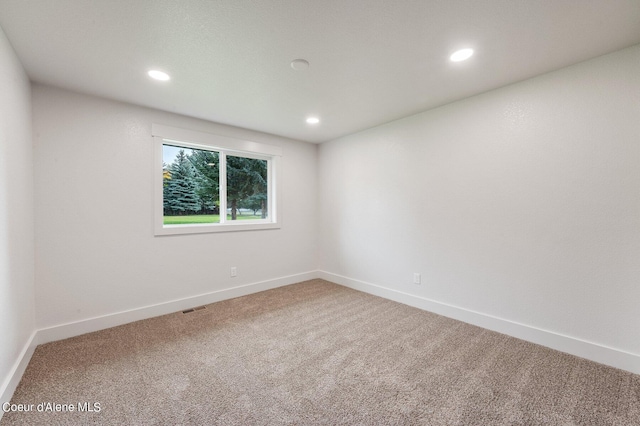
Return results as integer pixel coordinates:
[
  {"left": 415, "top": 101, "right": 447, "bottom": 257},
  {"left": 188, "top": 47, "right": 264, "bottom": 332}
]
[{"left": 163, "top": 144, "right": 187, "bottom": 165}]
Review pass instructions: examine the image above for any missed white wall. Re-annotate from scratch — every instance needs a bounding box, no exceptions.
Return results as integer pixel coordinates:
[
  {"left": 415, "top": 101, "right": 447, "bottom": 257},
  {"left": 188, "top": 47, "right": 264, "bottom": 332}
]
[
  {"left": 0, "top": 25, "right": 35, "bottom": 402},
  {"left": 319, "top": 45, "right": 640, "bottom": 364},
  {"left": 33, "top": 85, "right": 317, "bottom": 331}
]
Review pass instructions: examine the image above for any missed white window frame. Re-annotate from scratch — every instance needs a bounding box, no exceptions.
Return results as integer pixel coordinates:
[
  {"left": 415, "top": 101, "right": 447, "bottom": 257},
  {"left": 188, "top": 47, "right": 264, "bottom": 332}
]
[{"left": 153, "top": 124, "right": 282, "bottom": 236}]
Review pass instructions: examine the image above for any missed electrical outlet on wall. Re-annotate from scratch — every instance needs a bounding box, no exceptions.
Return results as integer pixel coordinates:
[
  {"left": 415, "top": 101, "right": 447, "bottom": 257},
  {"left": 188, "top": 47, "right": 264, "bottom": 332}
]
[
  {"left": 413, "top": 273, "right": 421, "bottom": 285},
  {"left": 230, "top": 267, "right": 237, "bottom": 277}
]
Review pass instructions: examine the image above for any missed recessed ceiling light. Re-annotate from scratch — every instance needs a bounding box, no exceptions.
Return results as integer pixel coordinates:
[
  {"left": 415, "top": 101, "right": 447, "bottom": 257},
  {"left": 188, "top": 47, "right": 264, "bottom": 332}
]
[
  {"left": 450, "top": 48, "right": 474, "bottom": 62},
  {"left": 306, "top": 117, "right": 320, "bottom": 124},
  {"left": 291, "top": 59, "right": 310, "bottom": 71},
  {"left": 148, "top": 70, "right": 170, "bottom": 81}
]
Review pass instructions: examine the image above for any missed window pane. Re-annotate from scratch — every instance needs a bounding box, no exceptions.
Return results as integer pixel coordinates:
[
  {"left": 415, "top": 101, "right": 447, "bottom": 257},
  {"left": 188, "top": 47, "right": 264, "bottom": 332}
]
[
  {"left": 163, "top": 144, "right": 220, "bottom": 224},
  {"left": 226, "top": 155, "right": 268, "bottom": 221}
]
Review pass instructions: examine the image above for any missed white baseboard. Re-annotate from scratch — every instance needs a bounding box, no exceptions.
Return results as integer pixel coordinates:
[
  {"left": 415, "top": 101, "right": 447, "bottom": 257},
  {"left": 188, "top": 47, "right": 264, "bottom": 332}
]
[
  {"left": 319, "top": 271, "right": 640, "bottom": 375},
  {"left": 3, "top": 268, "right": 636, "bottom": 419},
  {"left": 0, "top": 331, "right": 38, "bottom": 421},
  {"left": 37, "top": 271, "right": 319, "bottom": 345}
]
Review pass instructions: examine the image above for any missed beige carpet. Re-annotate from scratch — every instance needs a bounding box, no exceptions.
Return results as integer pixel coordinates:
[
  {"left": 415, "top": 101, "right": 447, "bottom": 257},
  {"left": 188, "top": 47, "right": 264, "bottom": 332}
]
[{"left": 2, "top": 279, "right": 639, "bottom": 425}]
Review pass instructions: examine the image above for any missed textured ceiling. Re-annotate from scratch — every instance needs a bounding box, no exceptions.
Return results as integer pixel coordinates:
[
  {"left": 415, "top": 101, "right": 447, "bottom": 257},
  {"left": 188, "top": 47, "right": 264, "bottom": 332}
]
[{"left": 1, "top": 0, "right": 639, "bottom": 143}]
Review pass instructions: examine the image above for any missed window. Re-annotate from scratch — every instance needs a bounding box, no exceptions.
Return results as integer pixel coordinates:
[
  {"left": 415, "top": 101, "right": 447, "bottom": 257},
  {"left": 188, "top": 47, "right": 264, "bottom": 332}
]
[{"left": 153, "top": 124, "right": 281, "bottom": 235}]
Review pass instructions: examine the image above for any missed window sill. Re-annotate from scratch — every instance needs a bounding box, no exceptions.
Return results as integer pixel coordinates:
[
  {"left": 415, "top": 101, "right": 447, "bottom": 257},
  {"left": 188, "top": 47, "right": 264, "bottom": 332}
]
[{"left": 155, "top": 221, "right": 280, "bottom": 236}]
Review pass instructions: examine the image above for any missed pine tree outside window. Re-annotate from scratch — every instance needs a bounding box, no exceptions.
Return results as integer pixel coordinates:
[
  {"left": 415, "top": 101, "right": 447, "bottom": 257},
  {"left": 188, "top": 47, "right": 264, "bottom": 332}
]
[{"left": 153, "top": 124, "right": 281, "bottom": 235}]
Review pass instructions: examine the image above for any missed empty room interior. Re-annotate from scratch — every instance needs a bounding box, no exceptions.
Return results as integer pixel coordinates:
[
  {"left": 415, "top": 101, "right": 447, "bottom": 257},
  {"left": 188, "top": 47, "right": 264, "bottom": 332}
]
[{"left": 1, "top": 1, "right": 639, "bottom": 424}]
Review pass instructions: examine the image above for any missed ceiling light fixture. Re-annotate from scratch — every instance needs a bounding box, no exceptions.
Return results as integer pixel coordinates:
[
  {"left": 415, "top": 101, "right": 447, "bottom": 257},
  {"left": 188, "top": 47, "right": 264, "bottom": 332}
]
[
  {"left": 148, "top": 70, "right": 170, "bottom": 81},
  {"left": 291, "top": 59, "right": 310, "bottom": 71},
  {"left": 306, "top": 117, "right": 320, "bottom": 124},
  {"left": 450, "top": 48, "right": 474, "bottom": 62}
]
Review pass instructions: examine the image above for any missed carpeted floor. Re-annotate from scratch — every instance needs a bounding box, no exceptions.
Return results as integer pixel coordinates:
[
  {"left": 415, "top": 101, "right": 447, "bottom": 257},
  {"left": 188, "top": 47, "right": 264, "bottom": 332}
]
[{"left": 2, "top": 279, "right": 639, "bottom": 425}]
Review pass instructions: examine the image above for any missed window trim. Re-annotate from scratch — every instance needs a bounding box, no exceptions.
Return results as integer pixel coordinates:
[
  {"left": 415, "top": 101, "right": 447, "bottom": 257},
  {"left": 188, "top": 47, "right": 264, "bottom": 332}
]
[{"left": 153, "top": 124, "right": 281, "bottom": 236}]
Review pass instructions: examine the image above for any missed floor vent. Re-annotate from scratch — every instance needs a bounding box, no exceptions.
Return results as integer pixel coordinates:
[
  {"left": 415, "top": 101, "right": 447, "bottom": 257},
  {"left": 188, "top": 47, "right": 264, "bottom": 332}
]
[{"left": 182, "top": 306, "right": 206, "bottom": 314}]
